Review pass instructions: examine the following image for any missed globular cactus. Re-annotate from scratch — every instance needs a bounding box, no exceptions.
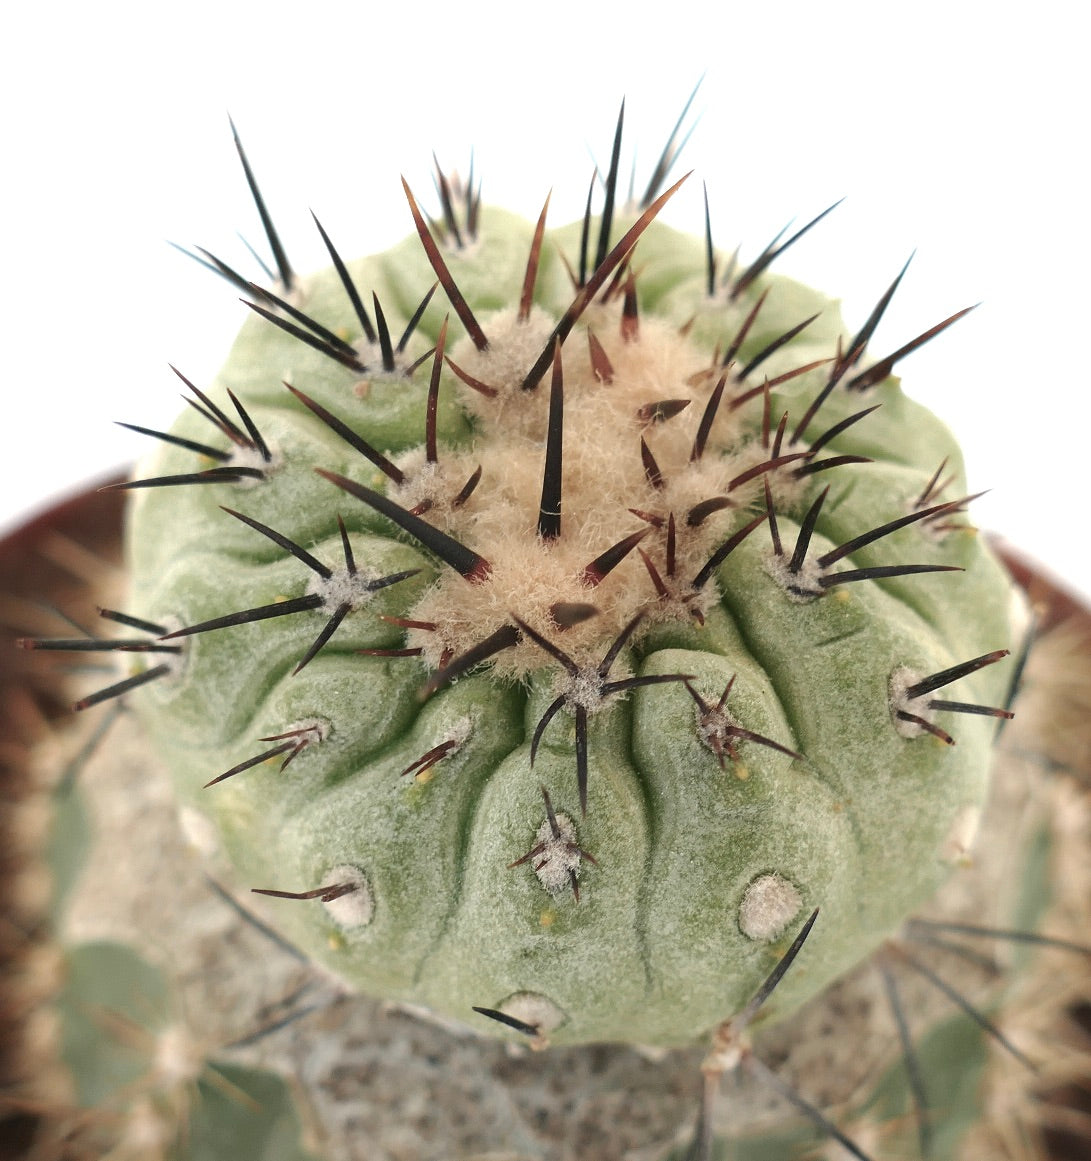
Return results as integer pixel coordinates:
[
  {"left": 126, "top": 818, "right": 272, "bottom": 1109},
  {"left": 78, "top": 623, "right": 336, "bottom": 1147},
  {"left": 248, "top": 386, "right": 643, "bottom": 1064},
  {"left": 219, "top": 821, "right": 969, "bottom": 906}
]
[
  {"left": 118, "top": 106, "right": 1019, "bottom": 1048},
  {"left": 22, "top": 97, "right": 1077, "bottom": 1160}
]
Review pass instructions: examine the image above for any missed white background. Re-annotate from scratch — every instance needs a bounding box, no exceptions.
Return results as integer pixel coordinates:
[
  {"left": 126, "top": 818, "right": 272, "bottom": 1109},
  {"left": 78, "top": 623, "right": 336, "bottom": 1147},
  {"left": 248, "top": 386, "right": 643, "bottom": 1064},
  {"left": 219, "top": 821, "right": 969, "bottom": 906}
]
[{"left": 4, "top": 2, "right": 1088, "bottom": 599}]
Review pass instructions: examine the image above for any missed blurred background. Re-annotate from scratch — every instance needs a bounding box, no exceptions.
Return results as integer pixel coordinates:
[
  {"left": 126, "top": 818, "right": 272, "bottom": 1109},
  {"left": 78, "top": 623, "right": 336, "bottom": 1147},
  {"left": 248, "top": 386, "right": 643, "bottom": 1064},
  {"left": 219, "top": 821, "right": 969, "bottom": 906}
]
[{"left": 4, "top": 1, "right": 1088, "bottom": 595}]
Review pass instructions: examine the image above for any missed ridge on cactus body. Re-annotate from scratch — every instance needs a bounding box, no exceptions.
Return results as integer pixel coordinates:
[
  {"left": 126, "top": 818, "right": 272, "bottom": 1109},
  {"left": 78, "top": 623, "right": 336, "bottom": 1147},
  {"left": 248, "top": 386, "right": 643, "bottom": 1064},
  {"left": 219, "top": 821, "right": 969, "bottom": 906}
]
[{"left": 105, "top": 101, "right": 1022, "bottom": 1077}]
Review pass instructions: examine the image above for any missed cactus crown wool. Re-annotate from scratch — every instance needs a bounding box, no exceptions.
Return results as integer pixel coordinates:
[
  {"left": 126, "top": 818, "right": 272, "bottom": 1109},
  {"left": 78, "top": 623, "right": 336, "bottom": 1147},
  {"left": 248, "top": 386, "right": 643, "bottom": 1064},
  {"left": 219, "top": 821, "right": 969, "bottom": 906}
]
[{"left": 100, "top": 104, "right": 1022, "bottom": 1061}]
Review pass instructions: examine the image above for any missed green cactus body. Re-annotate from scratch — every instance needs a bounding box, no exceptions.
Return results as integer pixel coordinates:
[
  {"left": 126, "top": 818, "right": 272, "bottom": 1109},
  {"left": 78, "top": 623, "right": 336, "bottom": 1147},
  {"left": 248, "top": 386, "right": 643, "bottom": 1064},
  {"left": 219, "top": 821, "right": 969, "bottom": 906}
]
[{"left": 123, "top": 177, "right": 1017, "bottom": 1050}]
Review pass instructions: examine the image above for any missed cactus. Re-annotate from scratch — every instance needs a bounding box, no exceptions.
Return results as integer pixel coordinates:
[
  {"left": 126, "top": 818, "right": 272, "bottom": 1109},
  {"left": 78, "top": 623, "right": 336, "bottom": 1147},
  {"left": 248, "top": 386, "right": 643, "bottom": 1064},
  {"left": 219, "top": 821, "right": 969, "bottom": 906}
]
[
  {"left": 13, "top": 96, "right": 1091, "bottom": 1160},
  {"left": 53, "top": 939, "right": 320, "bottom": 1160},
  {"left": 116, "top": 100, "right": 1020, "bottom": 1044}
]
